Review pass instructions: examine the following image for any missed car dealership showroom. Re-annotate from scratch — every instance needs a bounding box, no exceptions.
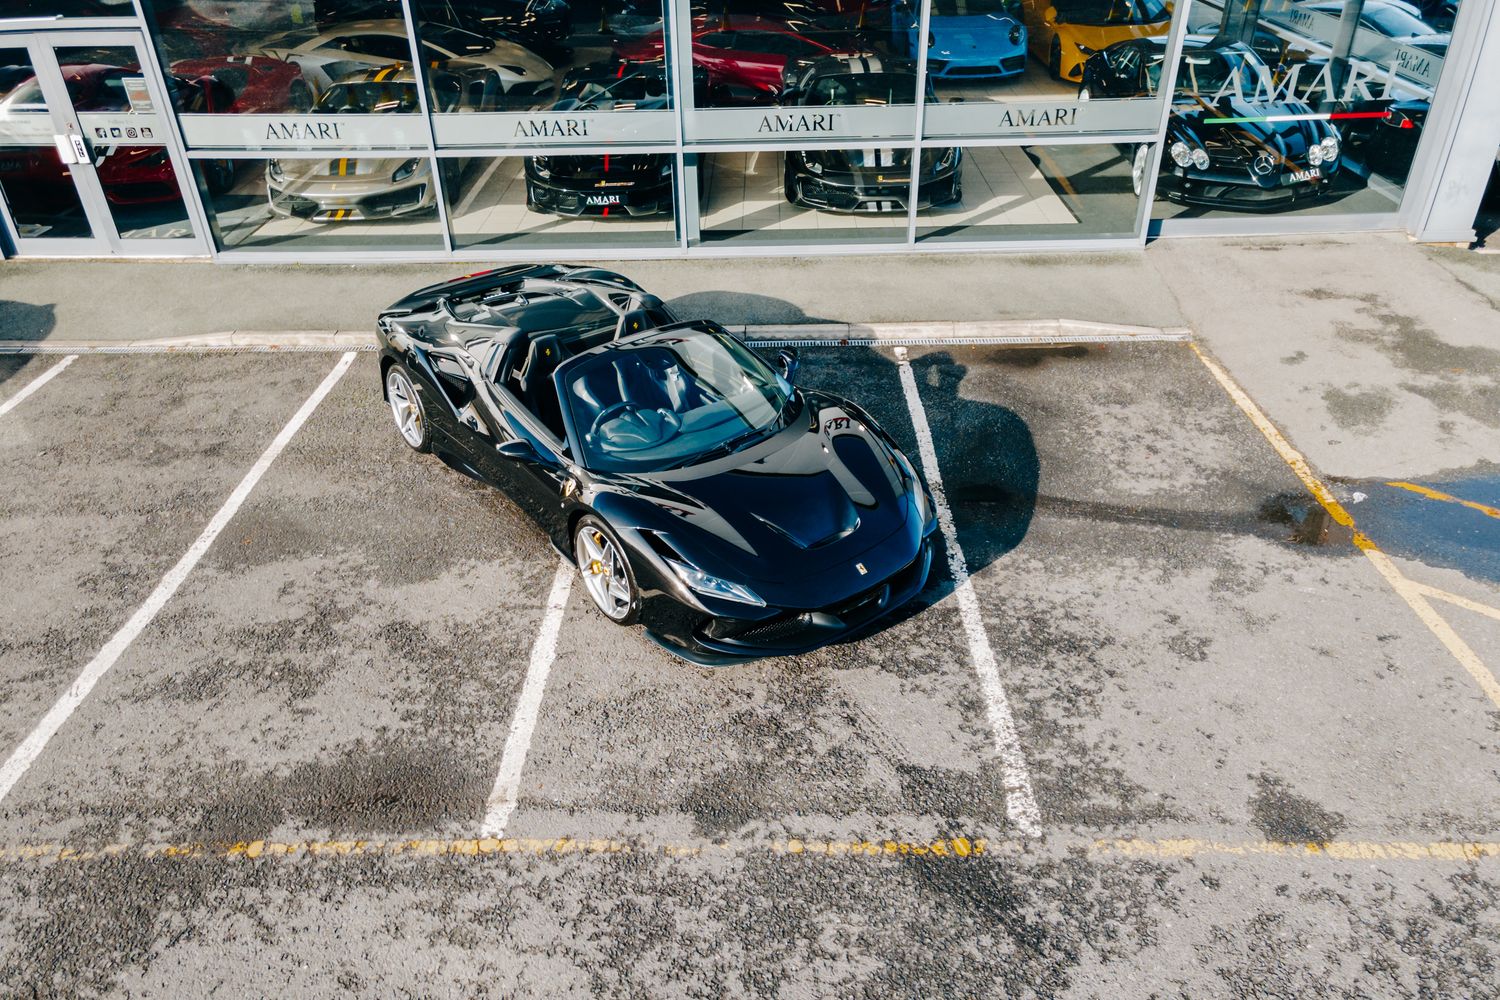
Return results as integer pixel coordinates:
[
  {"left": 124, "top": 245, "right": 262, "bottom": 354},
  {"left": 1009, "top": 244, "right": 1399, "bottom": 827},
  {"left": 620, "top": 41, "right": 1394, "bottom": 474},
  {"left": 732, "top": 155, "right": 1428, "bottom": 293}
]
[{"left": 0, "top": 0, "right": 1496, "bottom": 258}]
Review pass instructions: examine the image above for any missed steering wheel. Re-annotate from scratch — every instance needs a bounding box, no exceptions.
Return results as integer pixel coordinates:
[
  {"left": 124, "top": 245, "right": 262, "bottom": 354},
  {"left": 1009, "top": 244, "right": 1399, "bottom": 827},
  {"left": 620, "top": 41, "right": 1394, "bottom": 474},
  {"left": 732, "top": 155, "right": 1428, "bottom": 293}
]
[{"left": 588, "top": 401, "right": 681, "bottom": 451}]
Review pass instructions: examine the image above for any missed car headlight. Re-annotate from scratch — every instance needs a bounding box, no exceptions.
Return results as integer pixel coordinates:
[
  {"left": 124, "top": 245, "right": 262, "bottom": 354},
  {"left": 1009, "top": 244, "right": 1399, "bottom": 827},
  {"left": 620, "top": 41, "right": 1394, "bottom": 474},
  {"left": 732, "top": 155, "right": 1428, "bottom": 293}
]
[
  {"left": 267, "top": 158, "right": 284, "bottom": 182},
  {"left": 499, "top": 64, "right": 529, "bottom": 76},
  {"left": 1009, "top": 24, "right": 1023, "bottom": 45},
  {"left": 1169, "top": 141, "right": 1192, "bottom": 167},
  {"left": 665, "top": 557, "right": 765, "bottom": 607},
  {"left": 531, "top": 156, "right": 550, "bottom": 178},
  {"left": 1307, "top": 143, "right": 1324, "bottom": 166},
  {"left": 1076, "top": 43, "right": 1097, "bottom": 56},
  {"left": 659, "top": 161, "right": 673, "bottom": 177},
  {"left": 1190, "top": 147, "right": 1209, "bottom": 170},
  {"left": 805, "top": 159, "right": 822, "bottom": 175},
  {"left": 392, "top": 158, "right": 421, "bottom": 182},
  {"left": 1320, "top": 135, "right": 1339, "bottom": 163},
  {"left": 936, "top": 146, "right": 958, "bottom": 170}
]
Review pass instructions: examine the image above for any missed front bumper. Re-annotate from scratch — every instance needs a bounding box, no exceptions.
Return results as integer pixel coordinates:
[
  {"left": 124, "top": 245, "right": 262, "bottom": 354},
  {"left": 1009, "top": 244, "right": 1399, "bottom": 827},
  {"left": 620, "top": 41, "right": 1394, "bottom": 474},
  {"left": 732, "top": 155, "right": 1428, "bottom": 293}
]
[
  {"left": 1156, "top": 163, "right": 1337, "bottom": 210},
  {"left": 642, "top": 539, "right": 934, "bottom": 665},
  {"left": 928, "top": 53, "right": 1027, "bottom": 80},
  {"left": 789, "top": 167, "right": 959, "bottom": 214},
  {"left": 267, "top": 173, "right": 435, "bottom": 223},
  {"left": 524, "top": 171, "right": 673, "bottom": 217}
]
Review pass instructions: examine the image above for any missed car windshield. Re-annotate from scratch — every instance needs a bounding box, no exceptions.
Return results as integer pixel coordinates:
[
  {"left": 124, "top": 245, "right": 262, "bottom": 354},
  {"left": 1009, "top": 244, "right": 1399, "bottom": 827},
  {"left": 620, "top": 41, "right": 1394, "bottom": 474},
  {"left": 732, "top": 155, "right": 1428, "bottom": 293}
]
[
  {"left": 1175, "top": 47, "right": 1263, "bottom": 96},
  {"left": 421, "top": 24, "right": 495, "bottom": 54},
  {"left": 1059, "top": 0, "right": 1169, "bottom": 25},
  {"left": 807, "top": 72, "right": 915, "bottom": 105},
  {"left": 1362, "top": 4, "right": 1439, "bottom": 35},
  {"left": 562, "top": 332, "right": 794, "bottom": 473},
  {"left": 315, "top": 80, "right": 420, "bottom": 113}
]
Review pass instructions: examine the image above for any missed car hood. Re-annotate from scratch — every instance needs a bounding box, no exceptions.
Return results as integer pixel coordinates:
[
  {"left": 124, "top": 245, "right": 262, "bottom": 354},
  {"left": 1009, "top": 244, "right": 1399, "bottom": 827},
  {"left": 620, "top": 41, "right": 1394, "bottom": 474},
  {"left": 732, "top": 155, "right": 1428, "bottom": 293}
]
[
  {"left": 929, "top": 14, "right": 1023, "bottom": 52},
  {"left": 627, "top": 394, "right": 917, "bottom": 589},
  {"left": 273, "top": 156, "right": 422, "bottom": 181},
  {"left": 1174, "top": 95, "right": 1330, "bottom": 158}
]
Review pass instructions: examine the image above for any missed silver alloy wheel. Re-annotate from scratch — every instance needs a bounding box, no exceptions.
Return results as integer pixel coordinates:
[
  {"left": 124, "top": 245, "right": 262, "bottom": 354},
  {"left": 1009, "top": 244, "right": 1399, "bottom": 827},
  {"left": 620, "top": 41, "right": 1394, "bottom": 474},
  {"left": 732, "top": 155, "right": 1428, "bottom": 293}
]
[
  {"left": 576, "top": 525, "right": 633, "bottom": 621},
  {"left": 1131, "top": 144, "right": 1149, "bottom": 197},
  {"left": 386, "top": 366, "right": 424, "bottom": 448}
]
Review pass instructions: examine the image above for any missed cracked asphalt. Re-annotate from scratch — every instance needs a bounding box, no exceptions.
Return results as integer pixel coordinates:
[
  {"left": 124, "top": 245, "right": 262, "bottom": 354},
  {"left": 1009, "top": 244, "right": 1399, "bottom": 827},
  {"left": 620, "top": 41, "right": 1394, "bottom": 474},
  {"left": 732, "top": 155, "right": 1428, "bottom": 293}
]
[{"left": 0, "top": 338, "right": 1497, "bottom": 998}]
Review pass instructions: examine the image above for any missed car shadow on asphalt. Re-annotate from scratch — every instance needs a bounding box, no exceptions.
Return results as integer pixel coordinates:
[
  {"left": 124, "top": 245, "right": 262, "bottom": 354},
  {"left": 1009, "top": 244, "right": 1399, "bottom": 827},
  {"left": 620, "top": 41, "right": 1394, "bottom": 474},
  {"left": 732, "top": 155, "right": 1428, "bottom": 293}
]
[
  {"left": 0, "top": 301, "right": 57, "bottom": 389},
  {"left": 772, "top": 343, "right": 1038, "bottom": 645}
]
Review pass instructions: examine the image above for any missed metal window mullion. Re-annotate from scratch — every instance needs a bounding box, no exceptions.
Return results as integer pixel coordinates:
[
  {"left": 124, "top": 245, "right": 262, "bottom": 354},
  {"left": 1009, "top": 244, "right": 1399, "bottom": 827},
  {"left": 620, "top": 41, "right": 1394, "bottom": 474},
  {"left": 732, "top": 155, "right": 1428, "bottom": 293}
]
[
  {"left": 398, "top": 0, "right": 452, "bottom": 253},
  {"left": 906, "top": 0, "right": 935, "bottom": 245},
  {"left": 120, "top": 23, "right": 216, "bottom": 258},
  {"left": 669, "top": 0, "right": 694, "bottom": 251},
  {"left": 1133, "top": 0, "right": 1197, "bottom": 244}
]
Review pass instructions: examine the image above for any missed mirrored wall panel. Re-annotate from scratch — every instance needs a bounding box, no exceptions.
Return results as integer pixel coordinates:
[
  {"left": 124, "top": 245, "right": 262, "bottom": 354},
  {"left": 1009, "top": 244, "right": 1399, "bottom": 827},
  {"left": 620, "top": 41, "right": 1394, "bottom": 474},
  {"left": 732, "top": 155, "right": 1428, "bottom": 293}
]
[
  {"left": 915, "top": 140, "right": 1140, "bottom": 241},
  {"left": 697, "top": 146, "right": 916, "bottom": 244},
  {"left": 194, "top": 153, "right": 446, "bottom": 250},
  {"left": 444, "top": 151, "right": 680, "bottom": 248},
  {"left": 1155, "top": 0, "right": 1461, "bottom": 222}
]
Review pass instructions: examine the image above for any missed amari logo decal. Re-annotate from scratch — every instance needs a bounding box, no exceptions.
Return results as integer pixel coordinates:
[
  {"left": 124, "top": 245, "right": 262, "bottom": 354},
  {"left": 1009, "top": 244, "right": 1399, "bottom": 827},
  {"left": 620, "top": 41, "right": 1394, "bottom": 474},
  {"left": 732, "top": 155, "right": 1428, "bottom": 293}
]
[
  {"left": 514, "top": 118, "right": 589, "bottom": 138},
  {"left": 265, "top": 120, "right": 343, "bottom": 141},
  {"left": 758, "top": 112, "right": 843, "bottom": 134}
]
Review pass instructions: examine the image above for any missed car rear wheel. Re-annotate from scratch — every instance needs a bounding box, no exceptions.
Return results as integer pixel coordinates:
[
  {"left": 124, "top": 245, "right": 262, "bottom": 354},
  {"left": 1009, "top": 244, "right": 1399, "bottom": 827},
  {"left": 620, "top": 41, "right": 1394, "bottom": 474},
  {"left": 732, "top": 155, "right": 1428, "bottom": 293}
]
[
  {"left": 385, "top": 363, "right": 430, "bottom": 452},
  {"left": 1131, "top": 143, "right": 1150, "bottom": 196},
  {"left": 575, "top": 515, "right": 640, "bottom": 625},
  {"left": 783, "top": 166, "right": 801, "bottom": 206}
]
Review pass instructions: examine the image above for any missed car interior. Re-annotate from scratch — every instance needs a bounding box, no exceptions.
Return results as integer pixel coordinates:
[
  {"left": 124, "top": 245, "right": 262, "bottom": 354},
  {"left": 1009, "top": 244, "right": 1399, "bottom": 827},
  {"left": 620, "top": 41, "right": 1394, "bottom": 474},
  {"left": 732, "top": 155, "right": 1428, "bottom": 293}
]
[{"left": 443, "top": 283, "right": 676, "bottom": 441}]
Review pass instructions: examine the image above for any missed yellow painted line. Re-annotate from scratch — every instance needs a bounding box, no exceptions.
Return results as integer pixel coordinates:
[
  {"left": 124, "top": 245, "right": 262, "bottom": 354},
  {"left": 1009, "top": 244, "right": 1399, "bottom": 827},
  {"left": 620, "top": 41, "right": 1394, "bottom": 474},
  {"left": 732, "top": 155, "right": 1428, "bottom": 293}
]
[
  {"left": 336, "top": 157, "right": 349, "bottom": 177},
  {"left": 1386, "top": 480, "right": 1500, "bottom": 520},
  {"left": 1412, "top": 583, "right": 1500, "bottom": 623},
  {"left": 3, "top": 836, "right": 1499, "bottom": 865},
  {"left": 1093, "top": 838, "right": 1500, "bottom": 861},
  {"left": 1189, "top": 343, "right": 1500, "bottom": 710}
]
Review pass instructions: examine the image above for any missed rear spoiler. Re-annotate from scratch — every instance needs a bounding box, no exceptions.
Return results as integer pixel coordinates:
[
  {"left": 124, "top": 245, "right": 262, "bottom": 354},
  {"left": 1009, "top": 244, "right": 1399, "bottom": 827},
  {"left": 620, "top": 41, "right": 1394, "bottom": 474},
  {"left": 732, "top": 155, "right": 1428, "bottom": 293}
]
[
  {"left": 378, "top": 264, "right": 649, "bottom": 319},
  {"left": 379, "top": 265, "right": 557, "bottom": 319}
]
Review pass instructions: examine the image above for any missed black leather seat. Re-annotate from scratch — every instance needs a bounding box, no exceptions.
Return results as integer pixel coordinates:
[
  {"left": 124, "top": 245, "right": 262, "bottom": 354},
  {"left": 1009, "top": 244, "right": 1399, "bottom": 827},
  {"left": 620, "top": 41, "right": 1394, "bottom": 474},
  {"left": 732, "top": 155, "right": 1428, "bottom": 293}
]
[{"left": 516, "top": 334, "right": 566, "bottom": 437}]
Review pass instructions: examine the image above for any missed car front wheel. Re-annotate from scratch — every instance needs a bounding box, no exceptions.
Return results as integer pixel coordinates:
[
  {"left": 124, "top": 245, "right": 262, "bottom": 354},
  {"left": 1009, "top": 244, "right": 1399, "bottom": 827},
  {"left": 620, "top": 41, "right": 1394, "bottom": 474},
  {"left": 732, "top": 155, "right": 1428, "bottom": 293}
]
[
  {"left": 1131, "top": 143, "right": 1150, "bottom": 197},
  {"left": 574, "top": 515, "right": 640, "bottom": 625},
  {"left": 385, "top": 362, "right": 431, "bottom": 452}
]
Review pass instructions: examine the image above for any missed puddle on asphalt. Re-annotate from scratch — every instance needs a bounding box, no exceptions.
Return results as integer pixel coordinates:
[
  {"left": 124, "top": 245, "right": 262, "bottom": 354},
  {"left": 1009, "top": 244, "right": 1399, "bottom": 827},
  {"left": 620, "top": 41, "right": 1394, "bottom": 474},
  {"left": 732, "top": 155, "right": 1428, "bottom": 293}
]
[
  {"left": 1258, "top": 491, "right": 1355, "bottom": 547},
  {"left": 1331, "top": 470, "right": 1500, "bottom": 586}
]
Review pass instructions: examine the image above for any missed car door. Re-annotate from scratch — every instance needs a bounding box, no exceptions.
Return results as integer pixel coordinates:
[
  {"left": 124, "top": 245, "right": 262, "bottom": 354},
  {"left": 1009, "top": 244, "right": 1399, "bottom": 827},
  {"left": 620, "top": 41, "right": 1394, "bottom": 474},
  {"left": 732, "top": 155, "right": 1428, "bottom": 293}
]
[{"left": 471, "top": 362, "right": 575, "bottom": 537}]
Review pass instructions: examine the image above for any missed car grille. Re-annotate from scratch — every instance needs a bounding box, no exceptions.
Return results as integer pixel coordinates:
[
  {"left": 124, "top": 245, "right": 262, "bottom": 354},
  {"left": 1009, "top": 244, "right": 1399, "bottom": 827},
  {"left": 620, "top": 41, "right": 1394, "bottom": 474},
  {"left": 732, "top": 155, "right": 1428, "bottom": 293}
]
[
  {"left": 698, "top": 544, "right": 929, "bottom": 652},
  {"left": 1001, "top": 55, "right": 1025, "bottom": 72}
]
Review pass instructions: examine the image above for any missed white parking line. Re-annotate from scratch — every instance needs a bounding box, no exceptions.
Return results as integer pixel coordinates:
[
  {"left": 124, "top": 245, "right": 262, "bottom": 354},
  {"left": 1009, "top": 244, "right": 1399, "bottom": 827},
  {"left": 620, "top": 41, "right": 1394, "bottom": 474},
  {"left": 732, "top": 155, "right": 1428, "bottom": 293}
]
[
  {"left": 0, "top": 352, "right": 357, "bottom": 807},
  {"left": 0, "top": 355, "right": 76, "bottom": 419},
  {"left": 895, "top": 352, "right": 1043, "bottom": 838},
  {"left": 480, "top": 561, "right": 574, "bottom": 837}
]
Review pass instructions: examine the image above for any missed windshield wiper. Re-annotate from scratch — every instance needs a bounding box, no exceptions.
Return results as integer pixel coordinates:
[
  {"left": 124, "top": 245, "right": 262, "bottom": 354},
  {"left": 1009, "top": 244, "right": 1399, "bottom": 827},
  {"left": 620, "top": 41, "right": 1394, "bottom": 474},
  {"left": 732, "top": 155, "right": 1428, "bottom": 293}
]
[{"left": 690, "top": 427, "right": 767, "bottom": 465}]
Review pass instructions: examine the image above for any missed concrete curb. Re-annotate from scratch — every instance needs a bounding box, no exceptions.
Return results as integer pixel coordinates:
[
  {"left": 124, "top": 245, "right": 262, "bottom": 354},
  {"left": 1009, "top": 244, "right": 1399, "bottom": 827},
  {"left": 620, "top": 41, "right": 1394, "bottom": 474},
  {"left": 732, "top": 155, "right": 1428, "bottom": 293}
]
[{"left": 0, "top": 320, "right": 1192, "bottom": 354}]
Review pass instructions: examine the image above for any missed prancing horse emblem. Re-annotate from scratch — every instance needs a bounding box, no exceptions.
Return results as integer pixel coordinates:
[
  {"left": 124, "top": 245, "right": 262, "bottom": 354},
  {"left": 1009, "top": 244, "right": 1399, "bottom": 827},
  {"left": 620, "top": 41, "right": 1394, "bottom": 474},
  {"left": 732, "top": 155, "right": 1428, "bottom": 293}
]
[{"left": 856, "top": 562, "right": 868, "bottom": 575}]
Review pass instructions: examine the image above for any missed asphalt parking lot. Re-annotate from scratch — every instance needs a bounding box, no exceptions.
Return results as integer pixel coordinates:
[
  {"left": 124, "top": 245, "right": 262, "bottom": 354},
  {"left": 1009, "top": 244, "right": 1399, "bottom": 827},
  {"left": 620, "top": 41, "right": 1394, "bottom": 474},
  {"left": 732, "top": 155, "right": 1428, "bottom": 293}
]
[{"left": 0, "top": 340, "right": 1497, "bottom": 997}]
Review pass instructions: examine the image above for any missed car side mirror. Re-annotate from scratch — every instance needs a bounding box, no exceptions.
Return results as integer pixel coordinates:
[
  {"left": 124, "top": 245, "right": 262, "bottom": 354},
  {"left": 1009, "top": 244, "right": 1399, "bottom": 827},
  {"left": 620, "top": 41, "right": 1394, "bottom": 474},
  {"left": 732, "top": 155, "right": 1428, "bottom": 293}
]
[
  {"left": 774, "top": 347, "right": 799, "bottom": 383},
  {"left": 497, "top": 438, "right": 543, "bottom": 463}
]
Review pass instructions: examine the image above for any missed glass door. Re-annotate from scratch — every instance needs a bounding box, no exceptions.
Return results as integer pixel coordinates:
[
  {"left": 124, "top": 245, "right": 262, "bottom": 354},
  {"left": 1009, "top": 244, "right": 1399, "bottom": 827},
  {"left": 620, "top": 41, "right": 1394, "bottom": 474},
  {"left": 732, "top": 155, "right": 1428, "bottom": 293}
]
[{"left": 0, "top": 31, "right": 208, "bottom": 255}]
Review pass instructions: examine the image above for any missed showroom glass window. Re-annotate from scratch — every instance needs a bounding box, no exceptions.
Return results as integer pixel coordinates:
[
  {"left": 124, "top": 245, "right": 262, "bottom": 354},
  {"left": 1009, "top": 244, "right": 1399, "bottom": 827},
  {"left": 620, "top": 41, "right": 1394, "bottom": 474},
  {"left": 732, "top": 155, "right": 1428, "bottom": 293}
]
[
  {"left": 1152, "top": 0, "right": 1462, "bottom": 224},
  {"left": 414, "top": 0, "right": 678, "bottom": 147},
  {"left": 920, "top": 0, "right": 1185, "bottom": 141},
  {"left": 140, "top": 0, "right": 442, "bottom": 252}
]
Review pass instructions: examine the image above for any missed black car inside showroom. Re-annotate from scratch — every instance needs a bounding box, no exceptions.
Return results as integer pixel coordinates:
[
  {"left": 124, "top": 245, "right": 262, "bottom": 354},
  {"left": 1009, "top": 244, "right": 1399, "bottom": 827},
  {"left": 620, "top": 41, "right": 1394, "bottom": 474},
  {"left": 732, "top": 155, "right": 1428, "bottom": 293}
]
[{"left": 0, "top": 0, "right": 1496, "bottom": 257}]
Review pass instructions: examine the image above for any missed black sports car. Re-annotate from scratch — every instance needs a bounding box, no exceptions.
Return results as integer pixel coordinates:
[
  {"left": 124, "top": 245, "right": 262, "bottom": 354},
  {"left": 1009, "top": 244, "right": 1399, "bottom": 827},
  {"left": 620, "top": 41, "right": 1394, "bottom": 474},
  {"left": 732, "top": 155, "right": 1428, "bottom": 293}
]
[
  {"left": 522, "top": 60, "right": 695, "bottom": 217},
  {"left": 1082, "top": 37, "right": 1342, "bottom": 208},
  {"left": 376, "top": 265, "right": 937, "bottom": 664},
  {"left": 780, "top": 55, "right": 961, "bottom": 212}
]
